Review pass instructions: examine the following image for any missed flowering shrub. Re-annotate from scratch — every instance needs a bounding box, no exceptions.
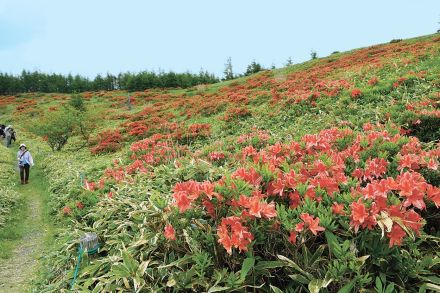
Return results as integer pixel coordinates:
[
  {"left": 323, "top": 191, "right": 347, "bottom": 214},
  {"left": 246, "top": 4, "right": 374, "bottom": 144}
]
[
  {"left": 208, "top": 151, "right": 225, "bottom": 165},
  {"left": 222, "top": 107, "right": 252, "bottom": 121},
  {"left": 368, "top": 77, "right": 379, "bottom": 86},
  {"left": 89, "top": 129, "right": 123, "bottom": 154},
  {"left": 186, "top": 123, "right": 211, "bottom": 141},
  {"left": 351, "top": 88, "right": 363, "bottom": 98},
  {"left": 166, "top": 126, "right": 439, "bottom": 256},
  {"left": 128, "top": 135, "right": 187, "bottom": 170}
]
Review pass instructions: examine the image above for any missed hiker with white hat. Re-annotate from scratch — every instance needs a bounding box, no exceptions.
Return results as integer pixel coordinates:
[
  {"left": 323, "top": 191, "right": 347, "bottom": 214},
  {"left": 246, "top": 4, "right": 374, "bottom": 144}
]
[{"left": 17, "top": 143, "right": 34, "bottom": 184}]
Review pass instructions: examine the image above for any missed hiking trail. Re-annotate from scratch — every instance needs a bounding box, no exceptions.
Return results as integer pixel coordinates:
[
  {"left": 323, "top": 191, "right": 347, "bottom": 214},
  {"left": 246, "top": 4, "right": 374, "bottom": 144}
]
[{"left": 0, "top": 157, "right": 52, "bottom": 293}]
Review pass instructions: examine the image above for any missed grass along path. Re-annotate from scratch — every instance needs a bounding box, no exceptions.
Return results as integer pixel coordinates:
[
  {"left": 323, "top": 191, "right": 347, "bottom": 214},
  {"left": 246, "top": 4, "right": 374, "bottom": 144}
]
[{"left": 0, "top": 155, "right": 53, "bottom": 293}]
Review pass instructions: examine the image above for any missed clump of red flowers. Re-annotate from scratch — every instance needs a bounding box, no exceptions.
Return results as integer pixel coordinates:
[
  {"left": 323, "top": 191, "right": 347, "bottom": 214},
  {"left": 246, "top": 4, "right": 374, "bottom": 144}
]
[
  {"left": 222, "top": 107, "right": 251, "bottom": 121},
  {"left": 351, "top": 88, "right": 363, "bottom": 98},
  {"left": 62, "top": 206, "right": 72, "bottom": 215},
  {"left": 90, "top": 129, "right": 123, "bottom": 155},
  {"left": 164, "top": 124, "right": 439, "bottom": 254},
  {"left": 83, "top": 179, "right": 96, "bottom": 191},
  {"left": 217, "top": 216, "right": 254, "bottom": 254},
  {"left": 209, "top": 152, "right": 225, "bottom": 161},
  {"left": 368, "top": 77, "right": 379, "bottom": 86},
  {"left": 296, "top": 213, "right": 325, "bottom": 235}
]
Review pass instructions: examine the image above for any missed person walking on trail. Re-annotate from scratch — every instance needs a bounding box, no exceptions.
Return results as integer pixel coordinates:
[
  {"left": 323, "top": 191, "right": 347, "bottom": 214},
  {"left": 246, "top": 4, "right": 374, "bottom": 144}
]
[
  {"left": 17, "top": 143, "right": 34, "bottom": 184},
  {"left": 4, "top": 125, "right": 16, "bottom": 147}
]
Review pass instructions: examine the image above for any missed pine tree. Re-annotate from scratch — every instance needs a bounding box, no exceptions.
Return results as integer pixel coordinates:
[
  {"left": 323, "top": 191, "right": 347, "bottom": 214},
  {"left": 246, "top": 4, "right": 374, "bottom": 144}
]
[
  {"left": 245, "top": 60, "right": 264, "bottom": 76},
  {"left": 223, "top": 57, "right": 234, "bottom": 80}
]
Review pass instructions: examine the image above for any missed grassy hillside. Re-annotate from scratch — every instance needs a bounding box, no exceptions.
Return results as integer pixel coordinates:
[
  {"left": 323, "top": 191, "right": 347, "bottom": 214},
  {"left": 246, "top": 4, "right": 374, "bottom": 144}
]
[{"left": 1, "top": 34, "right": 439, "bottom": 292}]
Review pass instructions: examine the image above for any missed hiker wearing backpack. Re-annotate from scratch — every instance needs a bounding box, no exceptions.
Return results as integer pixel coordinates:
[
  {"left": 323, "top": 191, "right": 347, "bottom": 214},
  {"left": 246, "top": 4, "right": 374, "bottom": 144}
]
[
  {"left": 17, "top": 144, "right": 34, "bottom": 184},
  {"left": 4, "top": 125, "right": 16, "bottom": 147}
]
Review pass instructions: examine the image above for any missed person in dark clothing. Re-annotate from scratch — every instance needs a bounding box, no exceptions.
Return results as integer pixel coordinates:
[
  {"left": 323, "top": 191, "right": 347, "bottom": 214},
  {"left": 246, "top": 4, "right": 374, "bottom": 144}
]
[
  {"left": 0, "top": 125, "right": 5, "bottom": 138},
  {"left": 10, "top": 128, "right": 16, "bottom": 142},
  {"left": 17, "top": 143, "right": 34, "bottom": 184},
  {"left": 5, "top": 125, "right": 16, "bottom": 147}
]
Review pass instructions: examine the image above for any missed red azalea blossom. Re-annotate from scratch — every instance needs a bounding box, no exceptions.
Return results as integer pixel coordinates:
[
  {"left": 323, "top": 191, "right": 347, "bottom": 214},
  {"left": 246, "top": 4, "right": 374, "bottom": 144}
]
[
  {"left": 396, "top": 172, "right": 427, "bottom": 209},
  {"left": 299, "top": 213, "right": 325, "bottom": 235},
  {"left": 368, "top": 77, "right": 379, "bottom": 85},
  {"left": 404, "top": 210, "right": 423, "bottom": 235},
  {"left": 428, "top": 157, "right": 438, "bottom": 170},
  {"left": 233, "top": 167, "right": 263, "bottom": 187},
  {"left": 62, "top": 206, "right": 72, "bottom": 215},
  {"left": 202, "top": 199, "right": 216, "bottom": 218},
  {"left": 209, "top": 152, "right": 225, "bottom": 161},
  {"left": 173, "top": 191, "right": 192, "bottom": 212},
  {"left": 332, "top": 202, "right": 345, "bottom": 215},
  {"left": 289, "top": 191, "right": 301, "bottom": 208},
  {"left": 217, "top": 216, "right": 254, "bottom": 254},
  {"left": 288, "top": 231, "right": 297, "bottom": 244},
  {"left": 164, "top": 224, "right": 176, "bottom": 240},
  {"left": 235, "top": 195, "right": 277, "bottom": 219},
  {"left": 351, "top": 88, "right": 362, "bottom": 98},
  {"left": 387, "top": 224, "right": 406, "bottom": 247},
  {"left": 295, "top": 222, "right": 305, "bottom": 233},
  {"left": 350, "top": 199, "right": 368, "bottom": 232},
  {"left": 426, "top": 184, "right": 440, "bottom": 207},
  {"left": 83, "top": 179, "right": 96, "bottom": 191}
]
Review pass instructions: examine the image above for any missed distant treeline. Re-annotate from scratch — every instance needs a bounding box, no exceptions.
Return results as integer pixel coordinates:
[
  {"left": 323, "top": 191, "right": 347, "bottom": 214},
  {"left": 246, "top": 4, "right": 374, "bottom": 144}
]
[{"left": 0, "top": 70, "right": 219, "bottom": 94}]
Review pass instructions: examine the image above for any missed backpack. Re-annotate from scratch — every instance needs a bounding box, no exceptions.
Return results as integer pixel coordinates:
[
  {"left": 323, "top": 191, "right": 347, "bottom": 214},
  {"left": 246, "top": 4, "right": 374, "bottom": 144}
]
[{"left": 18, "top": 150, "right": 28, "bottom": 166}]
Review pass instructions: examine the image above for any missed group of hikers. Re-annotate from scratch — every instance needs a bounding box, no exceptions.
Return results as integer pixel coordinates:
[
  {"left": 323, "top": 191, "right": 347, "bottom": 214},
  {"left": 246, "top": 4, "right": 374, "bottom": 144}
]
[{"left": 1, "top": 124, "right": 34, "bottom": 184}]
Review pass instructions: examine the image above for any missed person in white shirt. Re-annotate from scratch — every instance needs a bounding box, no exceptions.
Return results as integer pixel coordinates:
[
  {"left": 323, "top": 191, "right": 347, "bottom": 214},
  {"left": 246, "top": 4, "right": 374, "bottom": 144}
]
[{"left": 17, "top": 143, "right": 34, "bottom": 184}]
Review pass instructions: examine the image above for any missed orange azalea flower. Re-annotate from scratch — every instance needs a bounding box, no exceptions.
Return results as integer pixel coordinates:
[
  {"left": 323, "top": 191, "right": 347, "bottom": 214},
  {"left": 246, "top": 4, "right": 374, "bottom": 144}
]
[
  {"left": 350, "top": 199, "right": 368, "bottom": 232},
  {"left": 299, "top": 213, "right": 325, "bottom": 235},
  {"left": 173, "top": 191, "right": 192, "bottom": 213},
  {"left": 331, "top": 202, "right": 345, "bottom": 215},
  {"left": 295, "top": 222, "right": 305, "bottom": 233},
  {"left": 351, "top": 88, "right": 362, "bottom": 98},
  {"left": 217, "top": 216, "right": 253, "bottom": 254},
  {"left": 62, "top": 206, "right": 72, "bottom": 215},
  {"left": 403, "top": 210, "right": 423, "bottom": 235},
  {"left": 288, "top": 191, "right": 301, "bottom": 209},
  {"left": 368, "top": 77, "right": 379, "bottom": 85},
  {"left": 288, "top": 231, "right": 297, "bottom": 244},
  {"left": 428, "top": 158, "right": 438, "bottom": 170},
  {"left": 426, "top": 184, "right": 440, "bottom": 207},
  {"left": 387, "top": 224, "right": 406, "bottom": 247},
  {"left": 83, "top": 179, "right": 96, "bottom": 191},
  {"left": 164, "top": 224, "right": 176, "bottom": 240},
  {"left": 235, "top": 195, "right": 277, "bottom": 219},
  {"left": 261, "top": 201, "right": 277, "bottom": 218}
]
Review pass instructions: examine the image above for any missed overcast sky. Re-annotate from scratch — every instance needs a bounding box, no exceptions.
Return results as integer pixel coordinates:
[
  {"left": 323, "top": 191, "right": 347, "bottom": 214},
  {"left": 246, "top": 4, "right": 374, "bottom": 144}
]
[{"left": 0, "top": 0, "right": 439, "bottom": 78}]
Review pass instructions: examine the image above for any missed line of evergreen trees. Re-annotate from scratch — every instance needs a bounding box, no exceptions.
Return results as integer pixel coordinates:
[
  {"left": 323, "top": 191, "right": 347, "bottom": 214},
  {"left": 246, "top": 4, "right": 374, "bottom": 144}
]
[{"left": 0, "top": 70, "right": 219, "bottom": 95}]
